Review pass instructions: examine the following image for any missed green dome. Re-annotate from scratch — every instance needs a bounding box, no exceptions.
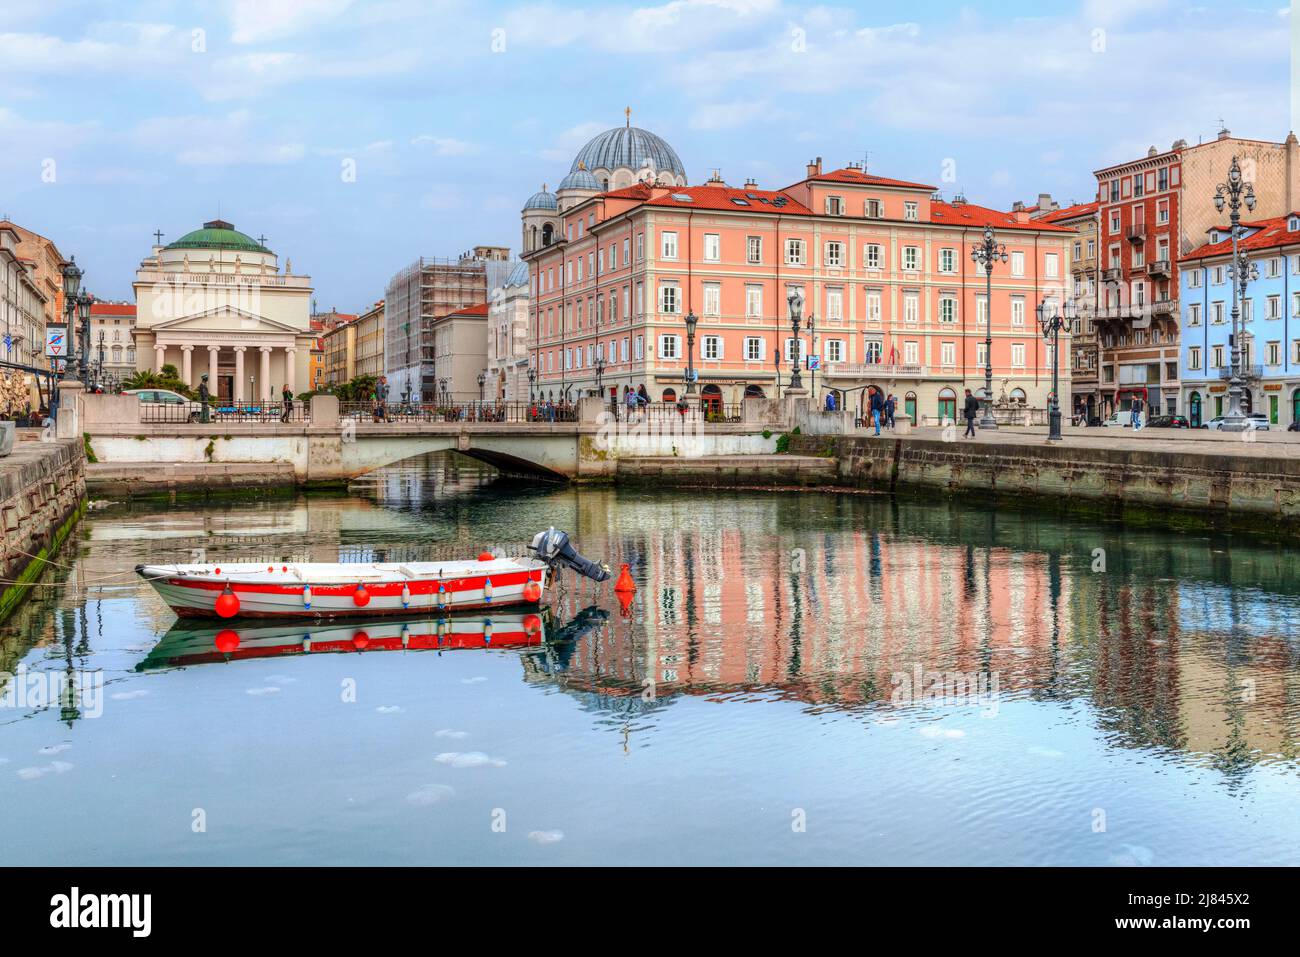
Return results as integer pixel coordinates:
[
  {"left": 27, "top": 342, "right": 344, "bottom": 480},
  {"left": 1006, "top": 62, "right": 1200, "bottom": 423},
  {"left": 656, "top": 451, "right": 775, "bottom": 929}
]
[{"left": 166, "top": 219, "right": 270, "bottom": 253}]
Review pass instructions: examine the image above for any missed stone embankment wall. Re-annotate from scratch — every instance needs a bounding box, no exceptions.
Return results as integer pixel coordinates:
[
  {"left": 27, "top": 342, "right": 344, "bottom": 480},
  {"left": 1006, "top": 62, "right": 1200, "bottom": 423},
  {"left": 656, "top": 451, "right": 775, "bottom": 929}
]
[
  {"left": 791, "top": 434, "right": 1300, "bottom": 531},
  {"left": 0, "top": 434, "right": 86, "bottom": 623}
]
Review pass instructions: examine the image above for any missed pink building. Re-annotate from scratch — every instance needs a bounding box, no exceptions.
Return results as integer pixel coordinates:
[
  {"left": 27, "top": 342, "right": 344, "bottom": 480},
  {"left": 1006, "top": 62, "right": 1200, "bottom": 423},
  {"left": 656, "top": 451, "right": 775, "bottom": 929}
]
[{"left": 521, "top": 125, "right": 1074, "bottom": 422}]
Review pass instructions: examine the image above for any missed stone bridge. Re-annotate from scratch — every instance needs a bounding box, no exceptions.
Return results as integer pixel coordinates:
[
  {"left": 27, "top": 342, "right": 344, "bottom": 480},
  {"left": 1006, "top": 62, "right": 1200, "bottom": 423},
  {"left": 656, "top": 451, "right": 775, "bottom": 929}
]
[{"left": 75, "top": 393, "right": 790, "bottom": 484}]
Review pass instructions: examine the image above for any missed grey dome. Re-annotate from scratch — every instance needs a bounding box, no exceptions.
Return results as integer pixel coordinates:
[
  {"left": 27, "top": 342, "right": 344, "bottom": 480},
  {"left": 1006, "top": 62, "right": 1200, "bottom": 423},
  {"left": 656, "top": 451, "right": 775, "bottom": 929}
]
[
  {"left": 523, "top": 188, "right": 558, "bottom": 210},
  {"left": 558, "top": 167, "right": 600, "bottom": 191},
  {"left": 504, "top": 261, "right": 530, "bottom": 287},
  {"left": 572, "top": 126, "right": 685, "bottom": 179}
]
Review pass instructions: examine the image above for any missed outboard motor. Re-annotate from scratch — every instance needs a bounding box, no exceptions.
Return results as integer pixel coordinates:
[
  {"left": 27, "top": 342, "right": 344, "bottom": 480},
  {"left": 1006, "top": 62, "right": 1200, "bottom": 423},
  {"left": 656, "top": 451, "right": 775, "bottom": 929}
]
[{"left": 530, "top": 527, "right": 611, "bottom": 582}]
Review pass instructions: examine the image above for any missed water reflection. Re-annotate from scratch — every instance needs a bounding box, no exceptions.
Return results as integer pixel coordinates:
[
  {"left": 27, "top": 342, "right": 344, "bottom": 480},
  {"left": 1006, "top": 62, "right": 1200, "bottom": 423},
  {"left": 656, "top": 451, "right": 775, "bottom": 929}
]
[{"left": 2, "top": 452, "right": 1300, "bottom": 864}]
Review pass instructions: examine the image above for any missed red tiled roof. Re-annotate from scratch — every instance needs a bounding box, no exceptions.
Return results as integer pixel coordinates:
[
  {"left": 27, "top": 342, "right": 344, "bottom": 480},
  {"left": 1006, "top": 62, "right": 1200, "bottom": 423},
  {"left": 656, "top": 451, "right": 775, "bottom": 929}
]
[
  {"left": 449, "top": 302, "right": 490, "bottom": 317},
  {"left": 603, "top": 182, "right": 814, "bottom": 214},
  {"left": 1181, "top": 213, "right": 1300, "bottom": 261},
  {"left": 90, "top": 301, "right": 136, "bottom": 317},
  {"left": 930, "top": 200, "right": 1076, "bottom": 232},
  {"left": 801, "top": 167, "right": 937, "bottom": 191},
  {"left": 1040, "top": 200, "right": 1100, "bottom": 224}
]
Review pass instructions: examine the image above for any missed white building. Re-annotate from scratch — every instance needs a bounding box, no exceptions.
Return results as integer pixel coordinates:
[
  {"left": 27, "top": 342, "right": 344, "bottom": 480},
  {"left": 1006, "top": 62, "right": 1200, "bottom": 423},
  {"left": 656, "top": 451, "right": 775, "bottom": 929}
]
[
  {"left": 0, "top": 223, "right": 49, "bottom": 371},
  {"left": 133, "top": 219, "right": 314, "bottom": 402},
  {"left": 487, "top": 262, "right": 531, "bottom": 401}
]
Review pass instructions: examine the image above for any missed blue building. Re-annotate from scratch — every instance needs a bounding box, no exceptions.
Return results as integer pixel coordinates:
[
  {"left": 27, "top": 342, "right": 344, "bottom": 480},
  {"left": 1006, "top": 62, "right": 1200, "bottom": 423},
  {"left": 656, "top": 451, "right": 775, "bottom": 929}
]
[{"left": 1179, "top": 212, "right": 1300, "bottom": 426}]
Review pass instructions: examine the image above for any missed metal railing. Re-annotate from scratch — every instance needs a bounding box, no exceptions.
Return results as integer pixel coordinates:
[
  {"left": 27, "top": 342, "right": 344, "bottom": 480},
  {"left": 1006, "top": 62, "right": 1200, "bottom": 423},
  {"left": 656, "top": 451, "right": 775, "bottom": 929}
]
[
  {"left": 139, "top": 400, "right": 309, "bottom": 423},
  {"left": 339, "top": 400, "right": 578, "bottom": 423}
]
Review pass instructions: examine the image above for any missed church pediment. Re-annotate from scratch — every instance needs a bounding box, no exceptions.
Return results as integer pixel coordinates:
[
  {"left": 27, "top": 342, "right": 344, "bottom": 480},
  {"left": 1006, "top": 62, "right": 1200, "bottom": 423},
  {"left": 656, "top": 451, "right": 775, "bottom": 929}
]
[{"left": 153, "top": 306, "right": 303, "bottom": 334}]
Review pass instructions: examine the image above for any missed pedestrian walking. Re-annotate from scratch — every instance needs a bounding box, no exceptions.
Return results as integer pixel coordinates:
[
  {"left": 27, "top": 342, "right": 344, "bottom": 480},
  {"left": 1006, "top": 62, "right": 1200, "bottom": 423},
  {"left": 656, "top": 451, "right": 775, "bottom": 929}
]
[
  {"left": 869, "top": 386, "right": 884, "bottom": 436},
  {"left": 376, "top": 375, "right": 390, "bottom": 422},
  {"left": 280, "top": 384, "right": 293, "bottom": 423},
  {"left": 885, "top": 393, "right": 896, "bottom": 429},
  {"left": 963, "top": 388, "right": 979, "bottom": 438}
]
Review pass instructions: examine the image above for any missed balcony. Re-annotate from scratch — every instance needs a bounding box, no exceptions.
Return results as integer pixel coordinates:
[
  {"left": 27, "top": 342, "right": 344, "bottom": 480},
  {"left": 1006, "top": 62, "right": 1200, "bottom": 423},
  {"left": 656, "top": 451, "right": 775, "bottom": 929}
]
[
  {"left": 1125, "top": 223, "right": 1146, "bottom": 244},
  {"left": 1151, "top": 298, "right": 1177, "bottom": 318},
  {"left": 1217, "top": 364, "right": 1264, "bottom": 382},
  {"left": 1147, "top": 259, "right": 1171, "bottom": 279},
  {"left": 823, "top": 362, "right": 928, "bottom": 379},
  {"left": 1102, "top": 267, "right": 1123, "bottom": 283}
]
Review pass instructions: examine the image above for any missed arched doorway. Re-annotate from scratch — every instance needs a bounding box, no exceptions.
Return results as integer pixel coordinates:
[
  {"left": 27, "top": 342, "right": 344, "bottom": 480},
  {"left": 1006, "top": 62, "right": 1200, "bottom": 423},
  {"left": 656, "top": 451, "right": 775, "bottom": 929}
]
[
  {"left": 937, "top": 387, "right": 957, "bottom": 424},
  {"left": 904, "top": 391, "right": 917, "bottom": 424},
  {"left": 661, "top": 387, "right": 676, "bottom": 403},
  {"left": 700, "top": 384, "right": 722, "bottom": 415},
  {"left": 744, "top": 384, "right": 766, "bottom": 398},
  {"left": 1010, "top": 387, "right": 1027, "bottom": 405},
  {"left": 1189, "top": 391, "right": 1201, "bottom": 428}
]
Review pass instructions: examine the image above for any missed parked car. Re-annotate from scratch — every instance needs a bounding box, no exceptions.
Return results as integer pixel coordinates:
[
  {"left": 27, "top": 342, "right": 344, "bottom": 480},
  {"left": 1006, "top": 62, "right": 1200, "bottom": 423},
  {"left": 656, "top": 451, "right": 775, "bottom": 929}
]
[
  {"left": 1146, "top": 414, "right": 1190, "bottom": 428},
  {"left": 1200, "top": 414, "right": 1270, "bottom": 431},
  {"left": 1101, "top": 412, "right": 1130, "bottom": 427},
  {"left": 124, "top": 388, "right": 205, "bottom": 422}
]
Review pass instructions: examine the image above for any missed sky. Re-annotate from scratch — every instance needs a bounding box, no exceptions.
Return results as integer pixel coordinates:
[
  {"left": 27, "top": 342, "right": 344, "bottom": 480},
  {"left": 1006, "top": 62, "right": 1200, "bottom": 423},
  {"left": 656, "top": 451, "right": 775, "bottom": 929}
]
[{"left": 0, "top": 0, "right": 1294, "bottom": 310}]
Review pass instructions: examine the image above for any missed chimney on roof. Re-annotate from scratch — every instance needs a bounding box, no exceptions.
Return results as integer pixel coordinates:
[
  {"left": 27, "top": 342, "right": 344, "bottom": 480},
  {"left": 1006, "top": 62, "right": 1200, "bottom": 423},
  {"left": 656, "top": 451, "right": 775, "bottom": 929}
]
[
  {"left": 707, "top": 168, "right": 725, "bottom": 186},
  {"left": 1147, "top": 146, "right": 1158, "bottom": 157},
  {"left": 1219, "top": 124, "right": 1231, "bottom": 140},
  {"left": 1037, "top": 192, "right": 1056, "bottom": 211},
  {"left": 1012, "top": 200, "right": 1025, "bottom": 212},
  {"left": 744, "top": 177, "right": 757, "bottom": 188},
  {"left": 952, "top": 192, "right": 967, "bottom": 206},
  {"left": 1172, "top": 138, "right": 1188, "bottom": 150},
  {"left": 806, "top": 157, "right": 822, "bottom": 177}
]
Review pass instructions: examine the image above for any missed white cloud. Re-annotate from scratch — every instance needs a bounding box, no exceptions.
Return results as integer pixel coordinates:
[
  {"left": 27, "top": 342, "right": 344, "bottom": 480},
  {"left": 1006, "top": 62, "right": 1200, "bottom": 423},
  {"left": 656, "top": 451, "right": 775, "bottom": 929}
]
[
  {"left": 411, "top": 135, "right": 479, "bottom": 156},
  {"left": 228, "top": 0, "right": 356, "bottom": 44}
]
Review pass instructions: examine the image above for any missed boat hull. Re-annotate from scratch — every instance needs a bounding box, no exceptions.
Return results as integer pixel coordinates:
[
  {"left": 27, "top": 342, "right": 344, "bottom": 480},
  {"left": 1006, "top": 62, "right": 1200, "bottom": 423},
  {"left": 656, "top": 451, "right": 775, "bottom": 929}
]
[{"left": 137, "top": 559, "right": 550, "bottom": 620}]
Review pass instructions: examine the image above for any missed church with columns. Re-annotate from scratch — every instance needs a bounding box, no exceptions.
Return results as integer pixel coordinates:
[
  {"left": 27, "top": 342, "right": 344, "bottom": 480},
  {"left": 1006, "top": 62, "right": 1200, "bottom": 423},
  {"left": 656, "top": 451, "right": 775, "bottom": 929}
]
[{"left": 132, "top": 220, "right": 314, "bottom": 401}]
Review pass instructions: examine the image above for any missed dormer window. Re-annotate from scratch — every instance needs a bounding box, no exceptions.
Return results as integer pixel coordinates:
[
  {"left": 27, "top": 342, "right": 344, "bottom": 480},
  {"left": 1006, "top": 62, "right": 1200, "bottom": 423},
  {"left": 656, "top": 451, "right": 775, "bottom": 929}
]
[
  {"left": 826, "top": 196, "right": 844, "bottom": 215},
  {"left": 904, "top": 201, "right": 918, "bottom": 221},
  {"left": 1290, "top": 216, "right": 1299, "bottom": 232}
]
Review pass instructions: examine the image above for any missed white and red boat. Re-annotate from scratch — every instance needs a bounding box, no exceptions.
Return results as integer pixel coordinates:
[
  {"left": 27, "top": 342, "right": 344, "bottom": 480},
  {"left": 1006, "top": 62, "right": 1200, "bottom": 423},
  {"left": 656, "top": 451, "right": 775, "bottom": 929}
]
[{"left": 136, "top": 528, "right": 610, "bottom": 621}]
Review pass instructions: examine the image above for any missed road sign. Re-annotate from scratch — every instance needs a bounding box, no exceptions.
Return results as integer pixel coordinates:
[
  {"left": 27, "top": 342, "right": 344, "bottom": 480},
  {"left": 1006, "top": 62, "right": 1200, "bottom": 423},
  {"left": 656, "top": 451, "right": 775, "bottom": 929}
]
[
  {"left": 46, "top": 326, "right": 67, "bottom": 357},
  {"left": 806, "top": 355, "right": 820, "bottom": 371}
]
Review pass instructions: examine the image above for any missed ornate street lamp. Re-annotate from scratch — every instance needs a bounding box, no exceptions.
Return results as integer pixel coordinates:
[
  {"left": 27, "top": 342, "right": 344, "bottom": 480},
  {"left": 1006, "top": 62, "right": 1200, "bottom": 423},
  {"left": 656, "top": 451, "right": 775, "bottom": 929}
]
[
  {"left": 787, "top": 288, "right": 804, "bottom": 390},
  {"left": 1214, "top": 156, "right": 1258, "bottom": 431},
  {"left": 594, "top": 353, "right": 606, "bottom": 401},
  {"left": 807, "top": 310, "right": 818, "bottom": 399},
  {"left": 528, "top": 366, "right": 536, "bottom": 403},
  {"left": 77, "top": 293, "right": 92, "bottom": 386},
  {"left": 1037, "top": 299, "right": 1072, "bottom": 442},
  {"left": 477, "top": 370, "right": 485, "bottom": 402},
  {"left": 970, "top": 225, "right": 1008, "bottom": 429},
  {"left": 60, "top": 258, "right": 82, "bottom": 379},
  {"left": 683, "top": 310, "right": 698, "bottom": 396}
]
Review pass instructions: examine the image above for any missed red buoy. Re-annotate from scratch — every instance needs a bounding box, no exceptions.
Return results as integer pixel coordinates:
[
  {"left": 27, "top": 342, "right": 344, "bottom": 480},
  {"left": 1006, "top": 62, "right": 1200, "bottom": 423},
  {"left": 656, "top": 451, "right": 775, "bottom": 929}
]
[
  {"left": 353, "top": 585, "right": 370, "bottom": 607},
  {"left": 617, "top": 589, "right": 634, "bottom": 620},
  {"left": 214, "top": 629, "right": 240, "bottom": 654},
  {"left": 352, "top": 630, "right": 370, "bottom": 650},
  {"left": 522, "top": 613, "right": 542, "bottom": 634},
  {"left": 614, "top": 564, "right": 636, "bottom": 593},
  {"left": 478, "top": 551, "right": 495, "bottom": 562},
  {"left": 523, "top": 580, "right": 542, "bottom": 602},
  {"left": 214, "top": 587, "right": 240, "bottom": 618}
]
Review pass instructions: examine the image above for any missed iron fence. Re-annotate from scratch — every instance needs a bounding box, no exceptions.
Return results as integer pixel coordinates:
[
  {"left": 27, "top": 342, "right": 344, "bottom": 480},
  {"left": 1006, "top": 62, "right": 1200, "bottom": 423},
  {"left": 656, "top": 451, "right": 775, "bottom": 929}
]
[
  {"left": 139, "top": 400, "right": 309, "bottom": 424},
  {"left": 339, "top": 400, "right": 578, "bottom": 424}
]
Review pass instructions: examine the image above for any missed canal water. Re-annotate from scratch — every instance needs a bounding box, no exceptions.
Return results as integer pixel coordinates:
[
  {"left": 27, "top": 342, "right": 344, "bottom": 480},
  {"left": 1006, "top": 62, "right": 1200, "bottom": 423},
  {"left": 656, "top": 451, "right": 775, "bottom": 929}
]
[{"left": 1, "top": 453, "right": 1298, "bottom": 865}]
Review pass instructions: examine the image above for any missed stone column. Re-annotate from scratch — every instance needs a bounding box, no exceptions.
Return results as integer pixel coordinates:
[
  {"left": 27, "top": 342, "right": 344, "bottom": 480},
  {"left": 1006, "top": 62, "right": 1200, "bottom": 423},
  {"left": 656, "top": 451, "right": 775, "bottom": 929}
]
[
  {"left": 154, "top": 344, "right": 166, "bottom": 373},
  {"left": 259, "top": 346, "right": 272, "bottom": 402},
  {"left": 285, "top": 347, "right": 297, "bottom": 395},
  {"left": 208, "top": 345, "right": 220, "bottom": 382},
  {"left": 181, "top": 345, "right": 193, "bottom": 385},
  {"left": 234, "top": 347, "right": 246, "bottom": 402}
]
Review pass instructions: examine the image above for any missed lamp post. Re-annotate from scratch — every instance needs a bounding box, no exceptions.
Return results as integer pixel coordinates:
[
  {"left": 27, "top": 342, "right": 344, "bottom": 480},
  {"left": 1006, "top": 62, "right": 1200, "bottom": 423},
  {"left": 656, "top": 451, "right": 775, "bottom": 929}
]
[
  {"left": 684, "top": 310, "right": 698, "bottom": 396},
  {"left": 477, "top": 370, "right": 485, "bottom": 403},
  {"left": 970, "top": 225, "right": 1007, "bottom": 429},
  {"left": 97, "top": 330, "right": 106, "bottom": 390},
  {"left": 1037, "top": 299, "right": 1071, "bottom": 442},
  {"left": 1214, "top": 156, "right": 1258, "bottom": 431},
  {"left": 76, "top": 293, "right": 92, "bottom": 386},
  {"left": 787, "top": 288, "right": 804, "bottom": 390},
  {"left": 528, "top": 366, "right": 536, "bottom": 403},
  {"left": 594, "top": 354, "right": 606, "bottom": 402},
  {"left": 60, "top": 258, "right": 82, "bottom": 381},
  {"left": 807, "top": 310, "right": 817, "bottom": 399}
]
